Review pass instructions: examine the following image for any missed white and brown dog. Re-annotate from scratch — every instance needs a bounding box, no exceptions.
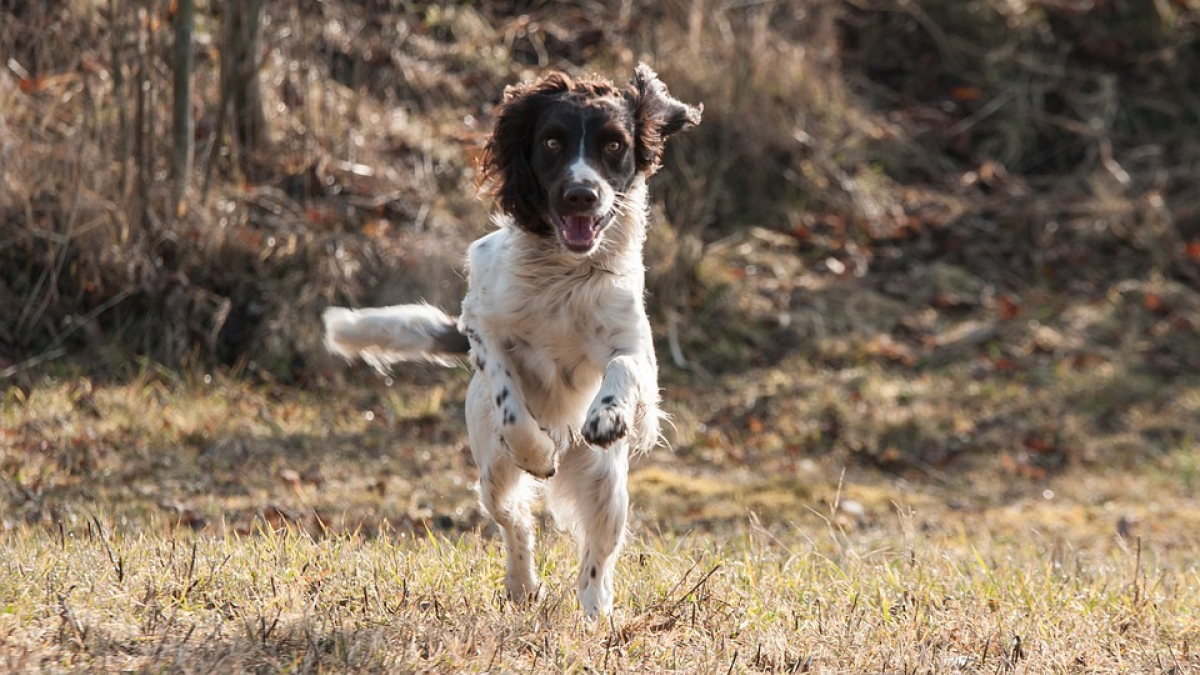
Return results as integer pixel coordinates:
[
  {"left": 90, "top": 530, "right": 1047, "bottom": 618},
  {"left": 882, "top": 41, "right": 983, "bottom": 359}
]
[{"left": 324, "top": 64, "right": 700, "bottom": 617}]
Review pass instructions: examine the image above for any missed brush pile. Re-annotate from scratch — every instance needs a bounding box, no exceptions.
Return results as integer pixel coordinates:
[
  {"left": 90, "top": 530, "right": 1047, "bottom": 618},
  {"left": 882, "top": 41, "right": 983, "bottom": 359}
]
[{"left": 2, "top": 0, "right": 1198, "bottom": 382}]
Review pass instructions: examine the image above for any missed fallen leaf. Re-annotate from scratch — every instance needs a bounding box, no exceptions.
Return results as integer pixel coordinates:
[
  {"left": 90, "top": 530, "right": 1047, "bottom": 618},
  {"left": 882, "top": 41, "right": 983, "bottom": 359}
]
[
  {"left": 19, "top": 77, "right": 46, "bottom": 93},
  {"left": 997, "top": 294, "right": 1021, "bottom": 319},
  {"left": 950, "top": 86, "right": 983, "bottom": 102},
  {"left": 363, "top": 219, "right": 391, "bottom": 238},
  {"left": 1023, "top": 433, "right": 1054, "bottom": 454},
  {"left": 276, "top": 468, "right": 302, "bottom": 492},
  {"left": 991, "top": 356, "right": 1016, "bottom": 372},
  {"left": 864, "top": 334, "right": 916, "bottom": 366},
  {"left": 1185, "top": 241, "right": 1200, "bottom": 261}
]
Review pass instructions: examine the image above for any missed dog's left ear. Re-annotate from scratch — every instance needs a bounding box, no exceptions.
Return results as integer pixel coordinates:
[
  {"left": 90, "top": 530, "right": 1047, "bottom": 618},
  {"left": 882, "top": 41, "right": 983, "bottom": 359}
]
[{"left": 625, "top": 63, "right": 702, "bottom": 175}]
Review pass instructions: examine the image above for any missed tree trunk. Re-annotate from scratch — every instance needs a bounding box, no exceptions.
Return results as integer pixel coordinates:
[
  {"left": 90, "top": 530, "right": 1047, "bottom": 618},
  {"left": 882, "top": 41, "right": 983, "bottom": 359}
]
[
  {"left": 110, "top": 0, "right": 128, "bottom": 203},
  {"left": 171, "top": 0, "right": 195, "bottom": 216},
  {"left": 224, "top": 0, "right": 269, "bottom": 179},
  {"left": 133, "top": 0, "right": 151, "bottom": 232}
]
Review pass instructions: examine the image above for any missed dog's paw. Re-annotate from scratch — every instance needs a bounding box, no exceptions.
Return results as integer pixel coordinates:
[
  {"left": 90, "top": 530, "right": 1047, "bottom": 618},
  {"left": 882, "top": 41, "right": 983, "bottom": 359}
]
[
  {"left": 505, "top": 573, "right": 545, "bottom": 605},
  {"left": 501, "top": 423, "right": 559, "bottom": 478},
  {"left": 583, "top": 394, "right": 629, "bottom": 448},
  {"left": 577, "top": 569, "right": 614, "bottom": 618}
]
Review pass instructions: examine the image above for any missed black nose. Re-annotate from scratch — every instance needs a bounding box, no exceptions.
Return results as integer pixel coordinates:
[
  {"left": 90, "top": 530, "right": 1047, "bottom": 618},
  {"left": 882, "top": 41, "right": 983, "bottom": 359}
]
[{"left": 563, "top": 183, "right": 599, "bottom": 209}]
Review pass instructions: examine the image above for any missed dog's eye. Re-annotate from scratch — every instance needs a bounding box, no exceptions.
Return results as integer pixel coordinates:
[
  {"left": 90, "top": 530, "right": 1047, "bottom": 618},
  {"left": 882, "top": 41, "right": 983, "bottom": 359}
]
[
  {"left": 605, "top": 140, "right": 623, "bottom": 154},
  {"left": 543, "top": 138, "right": 561, "bottom": 151}
]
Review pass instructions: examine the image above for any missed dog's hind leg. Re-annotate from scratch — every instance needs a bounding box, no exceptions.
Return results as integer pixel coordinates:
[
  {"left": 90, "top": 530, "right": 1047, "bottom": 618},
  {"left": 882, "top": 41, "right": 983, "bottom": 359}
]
[
  {"left": 467, "top": 376, "right": 542, "bottom": 603},
  {"left": 480, "top": 458, "right": 542, "bottom": 603},
  {"left": 548, "top": 441, "right": 630, "bottom": 618}
]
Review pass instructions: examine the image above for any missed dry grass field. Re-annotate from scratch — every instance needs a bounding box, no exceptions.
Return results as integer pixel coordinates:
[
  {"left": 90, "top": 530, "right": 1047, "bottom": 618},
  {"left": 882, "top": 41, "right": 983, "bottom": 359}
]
[
  {"left": 1, "top": 369, "right": 1198, "bottom": 672},
  {"left": 3, "top": 0, "right": 1200, "bottom": 671}
]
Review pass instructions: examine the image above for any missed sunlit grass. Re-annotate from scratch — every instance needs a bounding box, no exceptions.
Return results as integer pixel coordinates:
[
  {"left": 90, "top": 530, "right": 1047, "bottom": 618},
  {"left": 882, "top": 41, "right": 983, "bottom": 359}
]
[
  {"left": 2, "top": 371, "right": 1198, "bottom": 671},
  {"left": 0, "top": 513, "right": 1196, "bottom": 673}
]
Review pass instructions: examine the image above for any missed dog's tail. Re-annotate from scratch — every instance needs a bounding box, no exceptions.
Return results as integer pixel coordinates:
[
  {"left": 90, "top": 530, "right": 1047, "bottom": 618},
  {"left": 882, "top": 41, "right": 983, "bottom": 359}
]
[{"left": 323, "top": 303, "right": 470, "bottom": 372}]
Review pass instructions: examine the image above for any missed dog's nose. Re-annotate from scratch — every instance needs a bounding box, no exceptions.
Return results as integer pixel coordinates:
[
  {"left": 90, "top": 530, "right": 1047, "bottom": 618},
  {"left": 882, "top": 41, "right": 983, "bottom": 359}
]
[{"left": 563, "top": 183, "right": 599, "bottom": 209}]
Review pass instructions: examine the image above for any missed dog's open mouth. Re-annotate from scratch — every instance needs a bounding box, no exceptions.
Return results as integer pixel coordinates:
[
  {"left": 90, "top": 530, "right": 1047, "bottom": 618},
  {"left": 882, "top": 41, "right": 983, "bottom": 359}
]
[{"left": 552, "top": 212, "right": 609, "bottom": 253}]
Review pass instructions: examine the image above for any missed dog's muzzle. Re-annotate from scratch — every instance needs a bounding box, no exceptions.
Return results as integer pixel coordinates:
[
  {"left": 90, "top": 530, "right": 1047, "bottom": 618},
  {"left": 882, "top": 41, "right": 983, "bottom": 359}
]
[{"left": 552, "top": 182, "right": 611, "bottom": 253}]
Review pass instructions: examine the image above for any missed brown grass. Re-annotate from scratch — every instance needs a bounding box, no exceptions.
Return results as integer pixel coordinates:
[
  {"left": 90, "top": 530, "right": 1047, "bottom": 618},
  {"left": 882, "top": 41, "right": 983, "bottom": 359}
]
[
  {"left": 1, "top": 365, "right": 1198, "bottom": 671},
  {"left": 2, "top": 514, "right": 1196, "bottom": 673},
  {"left": 0, "top": 373, "right": 1195, "bottom": 672}
]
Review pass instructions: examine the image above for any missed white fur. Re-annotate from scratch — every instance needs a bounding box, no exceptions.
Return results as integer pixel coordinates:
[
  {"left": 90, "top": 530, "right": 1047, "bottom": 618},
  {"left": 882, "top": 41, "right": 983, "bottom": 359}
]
[
  {"left": 323, "top": 175, "right": 661, "bottom": 618},
  {"left": 323, "top": 303, "right": 462, "bottom": 369},
  {"left": 459, "top": 176, "right": 660, "bottom": 616}
]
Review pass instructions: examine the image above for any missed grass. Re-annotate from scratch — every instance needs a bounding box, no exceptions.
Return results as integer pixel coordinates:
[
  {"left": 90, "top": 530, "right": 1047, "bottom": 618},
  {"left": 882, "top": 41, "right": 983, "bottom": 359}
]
[
  {"left": 2, "top": 370, "right": 1199, "bottom": 672},
  {"left": 0, "top": 507, "right": 1196, "bottom": 672}
]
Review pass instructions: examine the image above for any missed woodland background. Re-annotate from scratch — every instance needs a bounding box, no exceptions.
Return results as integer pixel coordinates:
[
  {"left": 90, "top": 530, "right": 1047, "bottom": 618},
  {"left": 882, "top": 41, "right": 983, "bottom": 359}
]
[{"left": 3, "top": 0, "right": 1199, "bottom": 386}]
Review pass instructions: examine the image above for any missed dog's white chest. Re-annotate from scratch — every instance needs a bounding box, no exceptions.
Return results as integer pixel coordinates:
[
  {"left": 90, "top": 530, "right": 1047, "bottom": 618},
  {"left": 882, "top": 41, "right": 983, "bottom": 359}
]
[{"left": 501, "top": 283, "right": 623, "bottom": 393}]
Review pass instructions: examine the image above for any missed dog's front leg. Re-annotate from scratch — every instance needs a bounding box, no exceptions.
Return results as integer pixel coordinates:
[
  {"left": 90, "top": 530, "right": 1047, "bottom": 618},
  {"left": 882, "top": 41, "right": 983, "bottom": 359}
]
[
  {"left": 583, "top": 353, "right": 646, "bottom": 448},
  {"left": 464, "top": 327, "right": 558, "bottom": 478}
]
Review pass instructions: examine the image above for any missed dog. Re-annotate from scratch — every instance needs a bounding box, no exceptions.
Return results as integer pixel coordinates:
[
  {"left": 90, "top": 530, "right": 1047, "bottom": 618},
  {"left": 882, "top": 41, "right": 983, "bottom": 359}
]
[{"left": 323, "top": 64, "right": 700, "bottom": 617}]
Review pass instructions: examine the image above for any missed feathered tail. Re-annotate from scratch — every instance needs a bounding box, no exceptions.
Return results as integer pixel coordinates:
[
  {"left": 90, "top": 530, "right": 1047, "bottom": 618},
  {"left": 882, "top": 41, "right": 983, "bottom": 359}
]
[{"left": 323, "top": 303, "right": 470, "bottom": 371}]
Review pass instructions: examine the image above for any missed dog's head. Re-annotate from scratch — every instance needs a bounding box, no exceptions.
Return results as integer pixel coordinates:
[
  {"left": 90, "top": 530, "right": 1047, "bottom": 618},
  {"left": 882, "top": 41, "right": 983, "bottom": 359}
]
[{"left": 479, "top": 64, "right": 702, "bottom": 255}]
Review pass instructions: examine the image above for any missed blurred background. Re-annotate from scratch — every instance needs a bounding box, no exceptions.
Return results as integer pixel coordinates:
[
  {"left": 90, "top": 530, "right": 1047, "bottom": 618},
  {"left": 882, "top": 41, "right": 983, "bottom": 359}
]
[{"left": 2, "top": 1, "right": 1199, "bottom": 533}]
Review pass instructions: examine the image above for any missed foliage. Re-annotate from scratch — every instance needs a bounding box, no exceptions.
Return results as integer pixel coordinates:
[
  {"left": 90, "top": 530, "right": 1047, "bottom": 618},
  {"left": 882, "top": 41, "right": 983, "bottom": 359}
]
[{"left": 3, "top": 0, "right": 1199, "bottom": 375}]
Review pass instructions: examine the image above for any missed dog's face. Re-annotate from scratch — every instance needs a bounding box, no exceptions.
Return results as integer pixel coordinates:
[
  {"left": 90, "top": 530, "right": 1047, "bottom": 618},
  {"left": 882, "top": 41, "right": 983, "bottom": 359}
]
[
  {"left": 529, "top": 97, "right": 637, "bottom": 253},
  {"left": 480, "top": 64, "right": 702, "bottom": 255}
]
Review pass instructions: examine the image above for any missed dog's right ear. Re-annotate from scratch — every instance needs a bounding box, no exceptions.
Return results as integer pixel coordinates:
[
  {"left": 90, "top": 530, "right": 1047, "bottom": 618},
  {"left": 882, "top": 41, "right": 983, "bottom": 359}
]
[{"left": 478, "top": 74, "right": 571, "bottom": 231}]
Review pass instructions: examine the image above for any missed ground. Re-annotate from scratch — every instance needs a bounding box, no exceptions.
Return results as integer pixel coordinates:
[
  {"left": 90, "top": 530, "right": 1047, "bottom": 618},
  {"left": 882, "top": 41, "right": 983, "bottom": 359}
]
[{"left": 1, "top": 345, "right": 1197, "bottom": 671}]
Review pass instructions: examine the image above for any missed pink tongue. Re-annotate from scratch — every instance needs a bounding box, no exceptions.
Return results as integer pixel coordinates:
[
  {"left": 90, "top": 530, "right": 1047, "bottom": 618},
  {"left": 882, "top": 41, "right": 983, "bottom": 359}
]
[{"left": 562, "top": 215, "right": 596, "bottom": 246}]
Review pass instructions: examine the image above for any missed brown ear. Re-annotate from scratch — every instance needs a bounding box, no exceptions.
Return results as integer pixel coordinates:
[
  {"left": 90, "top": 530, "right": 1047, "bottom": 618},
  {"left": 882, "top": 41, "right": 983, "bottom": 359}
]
[
  {"left": 625, "top": 63, "right": 702, "bottom": 175},
  {"left": 477, "top": 74, "right": 572, "bottom": 231}
]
